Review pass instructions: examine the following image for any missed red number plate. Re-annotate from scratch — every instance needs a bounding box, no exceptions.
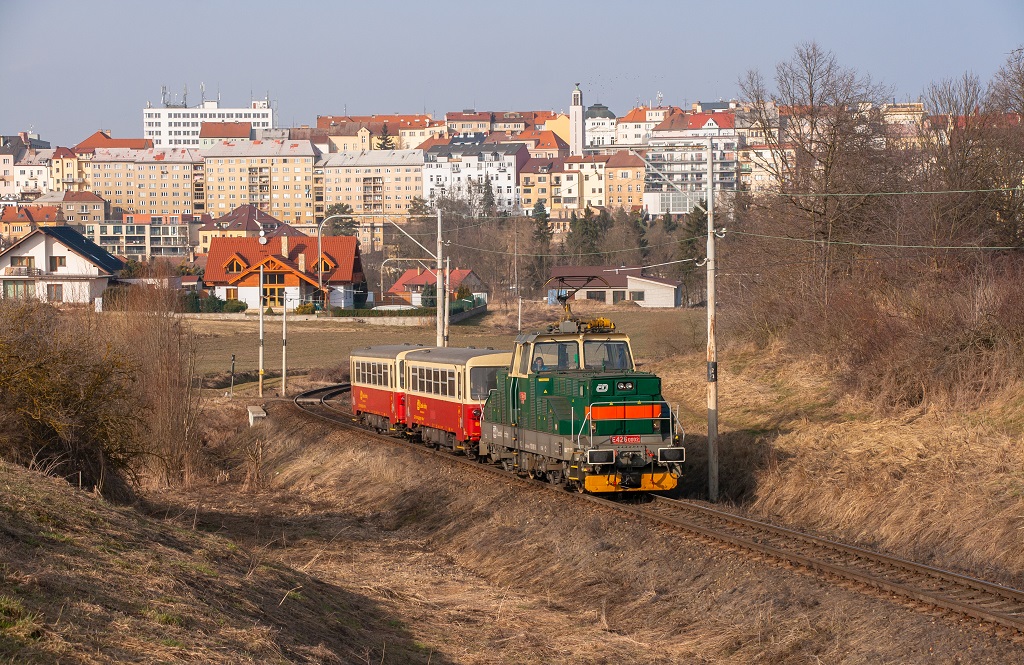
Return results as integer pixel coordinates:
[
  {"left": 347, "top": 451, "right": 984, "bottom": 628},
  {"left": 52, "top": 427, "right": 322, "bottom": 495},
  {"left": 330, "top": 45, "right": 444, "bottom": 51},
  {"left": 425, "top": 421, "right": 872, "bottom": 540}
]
[{"left": 611, "top": 435, "right": 642, "bottom": 444}]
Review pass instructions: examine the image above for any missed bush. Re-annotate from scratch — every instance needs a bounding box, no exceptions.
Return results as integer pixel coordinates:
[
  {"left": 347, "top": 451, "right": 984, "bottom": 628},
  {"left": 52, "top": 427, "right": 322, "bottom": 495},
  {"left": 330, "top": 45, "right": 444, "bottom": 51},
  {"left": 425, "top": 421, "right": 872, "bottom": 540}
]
[
  {"left": 223, "top": 299, "right": 247, "bottom": 313},
  {"left": 294, "top": 302, "right": 315, "bottom": 315}
]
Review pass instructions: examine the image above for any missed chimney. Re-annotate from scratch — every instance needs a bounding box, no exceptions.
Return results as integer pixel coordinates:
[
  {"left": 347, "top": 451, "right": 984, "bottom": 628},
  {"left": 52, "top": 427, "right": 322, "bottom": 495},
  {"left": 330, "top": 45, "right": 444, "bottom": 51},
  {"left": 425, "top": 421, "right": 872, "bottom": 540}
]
[
  {"left": 280, "top": 235, "right": 289, "bottom": 258},
  {"left": 417, "top": 267, "right": 423, "bottom": 275},
  {"left": 298, "top": 253, "right": 306, "bottom": 273}
]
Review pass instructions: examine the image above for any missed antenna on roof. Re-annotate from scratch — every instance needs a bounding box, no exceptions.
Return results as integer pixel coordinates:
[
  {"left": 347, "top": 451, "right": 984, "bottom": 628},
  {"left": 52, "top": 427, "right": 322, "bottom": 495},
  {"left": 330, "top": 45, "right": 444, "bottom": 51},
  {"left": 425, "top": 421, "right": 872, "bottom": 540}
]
[
  {"left": 182, "top": 84, "right": 188, "bottom": 107},
  {"left": 200, "top": 82, "right": 206, "bottom": 103},
  {"left": 656, "top": 91, "right": 664, "bottom": 107}
]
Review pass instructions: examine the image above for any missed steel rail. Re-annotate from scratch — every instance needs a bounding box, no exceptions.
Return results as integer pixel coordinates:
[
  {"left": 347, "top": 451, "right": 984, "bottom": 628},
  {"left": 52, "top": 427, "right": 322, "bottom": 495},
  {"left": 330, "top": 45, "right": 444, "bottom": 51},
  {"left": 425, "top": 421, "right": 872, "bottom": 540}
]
[{"left": 291, "top": 384, "right": 1024, "bottom": 636}]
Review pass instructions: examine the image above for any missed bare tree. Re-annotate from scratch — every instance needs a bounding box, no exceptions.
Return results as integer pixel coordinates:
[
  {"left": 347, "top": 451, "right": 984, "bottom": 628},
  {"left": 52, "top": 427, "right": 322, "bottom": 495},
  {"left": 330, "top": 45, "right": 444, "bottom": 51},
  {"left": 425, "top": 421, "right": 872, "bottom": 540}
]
[{"left": 989, "top": 46, "right": 1024, "bottom": 115}]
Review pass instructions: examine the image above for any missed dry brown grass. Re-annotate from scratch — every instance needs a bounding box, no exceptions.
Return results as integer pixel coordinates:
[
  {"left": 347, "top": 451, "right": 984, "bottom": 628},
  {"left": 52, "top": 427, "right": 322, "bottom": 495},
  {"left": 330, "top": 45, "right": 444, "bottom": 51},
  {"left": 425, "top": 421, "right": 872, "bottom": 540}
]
[{"left": 158, "top": 406, "right": 1022, "bottom": 663}]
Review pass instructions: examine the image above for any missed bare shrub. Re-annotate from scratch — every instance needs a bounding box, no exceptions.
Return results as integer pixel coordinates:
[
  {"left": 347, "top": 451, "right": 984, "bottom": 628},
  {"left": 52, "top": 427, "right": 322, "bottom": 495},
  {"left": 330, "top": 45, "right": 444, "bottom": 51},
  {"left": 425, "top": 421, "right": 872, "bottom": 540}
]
[{"left": 0, "top": 300, "right": 141, "bottom": 502}]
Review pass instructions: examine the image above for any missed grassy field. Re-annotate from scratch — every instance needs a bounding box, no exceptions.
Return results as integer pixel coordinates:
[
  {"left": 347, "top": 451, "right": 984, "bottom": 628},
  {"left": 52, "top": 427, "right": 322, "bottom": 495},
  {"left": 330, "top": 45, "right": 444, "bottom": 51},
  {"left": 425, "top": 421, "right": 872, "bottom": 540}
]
[{"left": 190, "top": 301, "right": 709, "bottom": 379}]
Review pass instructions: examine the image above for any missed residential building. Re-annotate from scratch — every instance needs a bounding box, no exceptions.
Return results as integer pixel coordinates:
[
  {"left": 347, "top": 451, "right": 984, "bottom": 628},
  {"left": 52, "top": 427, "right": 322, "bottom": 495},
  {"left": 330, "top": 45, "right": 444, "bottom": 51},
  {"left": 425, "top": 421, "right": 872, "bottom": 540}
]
[
  {"left": 89, "top": 147, "right": 205, "bottom": 218},
  {"left": 642, "top": 111, "right": 742, "bottom": 214},
  {"left": 548, "top": 265, "right": 681, "bottom": 308},
  {"left": 14, "top": 147, "right": 54, "bottom": 200},
  {"left": 604, "top": 151, "right": 645, "bottom": 211},
  {"left": 0, "top": 205, "right": 63, "bottom": 243},
  {"left": 320, "top": 150, "right": 425, "bottom": 250},
  {"left": 197, "top": 204, "right": 305, "bottom": 254},
  {"left": 615, "top": 106, "right": 683, "bottom": 146},
  {"left": 0, "top": 226, "right": 123, "bottom": 304},
  {"left": 48, "top": 131, "right": 153, "bottom": 193},
  {"left": 519, "top": 157, "right": 564, "bottom": 213},
  {"left": 199, "top": 121, "right": 253, "bottom": 149},
  {"left": 538, "top": 112, "right": 571, "bottom": 146},
  {"left": 203, "top": 139, "right": 319, "bottom": 224},
  {"left": 423, "top": 143, "right": 529, "bottom": 213},
  {"left": 204, "top": 234, "right": 363, "bottom": 310},
  {"left": 31, "top": 191, "right": 109, "bottom": 228},
  {"left": 387, "top": 266, "right": 488, "bottom": 307},
  {"left": 585, "top": 103, "right": 617, "bottom": 147},
  {"left": 563, "top": 154, "right": 611, "bottom": 209},
  {"left": 445, "top": 110, "right": 493, "bottom": 136},
  {"left": 143, "top": 97, "right": 274, "bottom": 147},
  {"left": 507, "top": 130, "right": 569, "bottom": 159},
  {"left": 81, "top": 213, "right": 206, "bottom": 261}
]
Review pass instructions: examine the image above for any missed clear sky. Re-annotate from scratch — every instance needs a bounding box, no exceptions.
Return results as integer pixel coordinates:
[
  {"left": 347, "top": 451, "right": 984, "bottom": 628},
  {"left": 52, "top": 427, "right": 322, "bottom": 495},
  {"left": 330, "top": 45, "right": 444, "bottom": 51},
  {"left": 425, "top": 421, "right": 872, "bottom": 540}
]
[{"left": 2, "top": 0, "right": 1022, "bottom": 146}]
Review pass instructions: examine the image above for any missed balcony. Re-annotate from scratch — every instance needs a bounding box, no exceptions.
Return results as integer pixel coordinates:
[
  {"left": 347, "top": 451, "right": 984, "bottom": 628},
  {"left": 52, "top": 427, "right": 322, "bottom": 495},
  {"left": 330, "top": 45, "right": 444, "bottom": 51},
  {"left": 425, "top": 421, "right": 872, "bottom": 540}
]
[{"left": 3, "top": 267, "right": 42, "bottom": 277}]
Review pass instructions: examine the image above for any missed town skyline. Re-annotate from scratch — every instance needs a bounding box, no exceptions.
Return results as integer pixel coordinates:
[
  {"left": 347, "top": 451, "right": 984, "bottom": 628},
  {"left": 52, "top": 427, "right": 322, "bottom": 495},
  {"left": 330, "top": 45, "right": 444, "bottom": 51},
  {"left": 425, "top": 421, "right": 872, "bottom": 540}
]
[{"left": 2, "top": 0, "right": 1022, "bottom": 146}]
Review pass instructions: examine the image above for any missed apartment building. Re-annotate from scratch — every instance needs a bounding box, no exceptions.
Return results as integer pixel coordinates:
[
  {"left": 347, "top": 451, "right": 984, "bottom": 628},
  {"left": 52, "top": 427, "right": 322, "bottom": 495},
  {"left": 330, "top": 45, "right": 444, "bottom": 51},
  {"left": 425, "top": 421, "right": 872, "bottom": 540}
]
[
  {"left": 199, "top": 122, "right": 253, "bottom": 149},
  {"left": 519, "top": 157, "right": 564, "bottom": 213},
  {"left": 643, "top": 112, "right": 742, "bottom": 215},
  {"left": 615, "top": 106, "right": 683, "bottom": 146},
  {"left": 31, "top": 191, "right": 109, "bottom": 227},
  {"left": 80, "top": 213, "right": 202, "bottom": 260},
  {"left": 49, "top": 131, "right": 153, "bottom": 193},
  {"left": 203, "top": 140, "right": 319, "bottom": 224},
  {"left": 604, "top": 151, "right": 645, "bottom": 210},
  {"left": 423, "top": 143, "right": 528, "bottom": 213},
  {"left": 143, "top": 98, "right": 273, "bottom": 147},
  {"left": 90, "top": 147, "right": 205, "bottom": 218},
  {"left": 585, "top": 103, "right": 617, "bottom": 147},
  {"left": 445, "top": 111, "right": 493, "bottom": 136},
  {"left": 320, "top": 150, "right": 425, "bottom": 251},
  {"left": 563, "top": 154, "right": 611, "bottom": 209}
]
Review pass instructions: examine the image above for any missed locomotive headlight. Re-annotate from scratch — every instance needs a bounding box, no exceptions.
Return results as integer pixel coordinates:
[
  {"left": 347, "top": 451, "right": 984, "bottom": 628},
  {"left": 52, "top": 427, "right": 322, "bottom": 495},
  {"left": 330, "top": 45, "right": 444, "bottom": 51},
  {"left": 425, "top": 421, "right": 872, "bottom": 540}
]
[
  {"left": 616, "top": 381, "right": 634, "bottom": 391},
  {"left": 652, "top": 420, "right": 660, "bottom": 430},
  {"left": 471, "top": 408, "right": 481, "bottom": 418}
]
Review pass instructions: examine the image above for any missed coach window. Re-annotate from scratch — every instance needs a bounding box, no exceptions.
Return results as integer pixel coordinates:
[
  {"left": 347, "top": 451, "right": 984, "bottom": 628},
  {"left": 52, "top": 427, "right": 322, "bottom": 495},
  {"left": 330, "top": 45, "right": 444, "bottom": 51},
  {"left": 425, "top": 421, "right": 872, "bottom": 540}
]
[{"left": 448, "top": 373, "right": 456, "bottom": 397}]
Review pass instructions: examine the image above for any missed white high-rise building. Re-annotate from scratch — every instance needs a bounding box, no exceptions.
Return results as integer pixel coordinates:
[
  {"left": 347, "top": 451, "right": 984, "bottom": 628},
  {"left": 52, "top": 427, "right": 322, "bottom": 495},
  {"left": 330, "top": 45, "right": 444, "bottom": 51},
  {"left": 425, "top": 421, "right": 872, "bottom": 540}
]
[
  {"left": 569, "top": 84, "right": 585, "bottom": 156},
  {"left": 143, "top": 98, "right": 274, "bottom": 147}
]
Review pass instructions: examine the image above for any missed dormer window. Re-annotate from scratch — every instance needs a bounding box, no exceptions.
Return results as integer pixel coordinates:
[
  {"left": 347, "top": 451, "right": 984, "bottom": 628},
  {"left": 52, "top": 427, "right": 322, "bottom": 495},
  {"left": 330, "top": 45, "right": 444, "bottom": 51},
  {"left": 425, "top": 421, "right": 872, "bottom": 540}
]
[{"left": 226, "top": 259, "right": 244, "bottom": 273}]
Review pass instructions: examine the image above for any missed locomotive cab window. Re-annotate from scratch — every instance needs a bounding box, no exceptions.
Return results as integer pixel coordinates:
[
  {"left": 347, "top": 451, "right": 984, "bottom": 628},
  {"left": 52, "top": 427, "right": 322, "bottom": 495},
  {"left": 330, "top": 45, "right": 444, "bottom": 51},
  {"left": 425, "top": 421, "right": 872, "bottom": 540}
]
[
  {"left": 532, "top": 341, "right": 580, "bottom": 371},
  {"left": 583, "top": 340, "right": 633, "bottom": 371}
]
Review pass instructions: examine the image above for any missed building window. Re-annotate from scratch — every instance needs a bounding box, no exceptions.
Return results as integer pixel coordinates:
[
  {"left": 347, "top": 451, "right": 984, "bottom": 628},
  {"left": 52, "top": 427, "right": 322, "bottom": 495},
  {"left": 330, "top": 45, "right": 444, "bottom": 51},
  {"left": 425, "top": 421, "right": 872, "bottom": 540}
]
[
  {"left": 226, "top": 259, "right": 244, "bottom": 273},
  {"left": 629, "top": 291, "right": 645, "bottom": 301},
  {"left": 585, "top": 291, "right": 606, "bottom": 302},
  {"left": 46, "top": 284, "right": 63, "bottom": 302},
  {"left": 49, "top": 256, "right": 66, "bottom": 272}
]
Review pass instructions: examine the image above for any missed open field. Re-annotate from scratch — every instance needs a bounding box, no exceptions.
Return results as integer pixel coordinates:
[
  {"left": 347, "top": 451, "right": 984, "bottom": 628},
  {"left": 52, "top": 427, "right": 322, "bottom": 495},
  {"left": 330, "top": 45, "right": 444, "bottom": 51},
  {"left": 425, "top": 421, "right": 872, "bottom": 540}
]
[{"left": 190, "top": 301, "right": 708, "bottom": 379}]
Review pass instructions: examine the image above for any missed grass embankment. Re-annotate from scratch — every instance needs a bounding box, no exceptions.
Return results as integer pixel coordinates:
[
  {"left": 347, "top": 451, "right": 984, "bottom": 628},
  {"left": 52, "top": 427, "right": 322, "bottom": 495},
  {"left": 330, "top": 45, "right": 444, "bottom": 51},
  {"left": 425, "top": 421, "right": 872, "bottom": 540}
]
[{"left": 0, "top": 459, "right": 439, "bottom": 663}]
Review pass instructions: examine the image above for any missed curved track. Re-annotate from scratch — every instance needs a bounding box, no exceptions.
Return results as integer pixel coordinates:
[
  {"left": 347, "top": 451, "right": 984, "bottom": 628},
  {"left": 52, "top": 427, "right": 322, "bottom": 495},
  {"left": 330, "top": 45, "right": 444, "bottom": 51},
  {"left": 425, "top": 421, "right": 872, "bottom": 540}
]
[{"left": 293, "top": 384, "right": 1024, "bottom": 637}]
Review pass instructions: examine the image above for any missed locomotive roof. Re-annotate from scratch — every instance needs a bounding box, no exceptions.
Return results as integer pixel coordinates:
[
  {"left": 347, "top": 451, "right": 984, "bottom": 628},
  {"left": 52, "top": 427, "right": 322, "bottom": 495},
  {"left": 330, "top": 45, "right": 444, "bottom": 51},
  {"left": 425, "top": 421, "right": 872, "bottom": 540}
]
[
  {"left": 405, "top": 347, "right": 510, "bottom": 366},
  {"left": 514, "top": 331, "right": 631, "bottom": 344},
  {"left": 351, "top": 343, "right": 427, "bottom": 360}
]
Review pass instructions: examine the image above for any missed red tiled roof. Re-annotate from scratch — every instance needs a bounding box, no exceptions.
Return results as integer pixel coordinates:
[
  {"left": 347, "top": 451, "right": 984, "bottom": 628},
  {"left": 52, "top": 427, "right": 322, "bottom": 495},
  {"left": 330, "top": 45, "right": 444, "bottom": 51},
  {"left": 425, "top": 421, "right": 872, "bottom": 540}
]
[
  {"left": 514, "top": 129, "right": 568, "bottom": 150},
  {"left": 0, "top": 205, "right": 62, "bottom": 223},
  {"left": 200, "top": 121, "right": 251, "bottom": 138},
  {"left": 205, "top": 235, "right": 359, "bottom": 285},
  {"left": 73, "top": 130, "right": 152, "bottom": 154},
  {"left": 688, "top": 112, "right": 735, "bottom": 129},
  {"left": 52, "top": 147, "right": 76, "bottom": 159},
  {"left": 389, "top": 268, "right": 476, "bottom": 293},
  {"left": 416, "top": 135, "right": 451, "bottom": 150},
  {"left": 605, "top": 151, "right": 644, "bottom": 168},
  {"left": 199, "top": 205, "right": 302, "bottom": 234},
  {"left": 521, "top": 157, "right": 566, "bottom": 174},
  {"left": 618, "top": 107, "right": 649, "bottom": 123}
]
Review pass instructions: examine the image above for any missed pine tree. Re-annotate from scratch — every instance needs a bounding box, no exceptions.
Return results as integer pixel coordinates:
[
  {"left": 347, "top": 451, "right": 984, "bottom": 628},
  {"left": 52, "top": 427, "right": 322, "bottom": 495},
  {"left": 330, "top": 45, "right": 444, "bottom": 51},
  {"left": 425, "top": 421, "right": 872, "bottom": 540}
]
[
  {"left": 376, "top": 123, "right": 396, "bottom": 150},
  {"left": 324, "top": 203, "right": 356, "bottom": 236},
  {"left": 481, "top": 174, "right": 496, "bottom": 217}
]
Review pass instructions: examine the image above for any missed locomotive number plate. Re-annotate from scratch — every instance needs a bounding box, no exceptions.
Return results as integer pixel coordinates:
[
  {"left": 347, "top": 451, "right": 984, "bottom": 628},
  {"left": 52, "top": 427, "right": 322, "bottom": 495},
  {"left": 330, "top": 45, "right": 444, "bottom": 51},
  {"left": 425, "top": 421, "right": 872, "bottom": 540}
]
[{"left": 611, "top": 435, "right": 642, "bottom": 444}]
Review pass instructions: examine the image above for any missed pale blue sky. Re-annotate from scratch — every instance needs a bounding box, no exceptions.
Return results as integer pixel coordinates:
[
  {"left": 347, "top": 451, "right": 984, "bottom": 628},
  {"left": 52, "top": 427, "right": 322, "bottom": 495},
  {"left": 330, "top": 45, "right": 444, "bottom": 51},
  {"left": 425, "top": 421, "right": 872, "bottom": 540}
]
[{"left": 1, "top": 0, "right": 1022, "bottom": 146}]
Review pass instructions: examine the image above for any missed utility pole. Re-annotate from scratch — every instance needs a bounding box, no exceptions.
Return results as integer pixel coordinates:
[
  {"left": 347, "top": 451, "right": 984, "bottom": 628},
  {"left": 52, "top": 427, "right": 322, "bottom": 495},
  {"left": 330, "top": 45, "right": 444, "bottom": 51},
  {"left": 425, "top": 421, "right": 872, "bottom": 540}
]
[
  {"left": 706, "top": 138, "right": 719, "bottom": 503},
  {"left": 281, "top": 293, "right": 287, "bottom": 396},
  {"left": 443, "top": 256, "right": 451, "bottom": 345},
  {"left": 436, "top": 209, "right": 443, "bottom": 347},
  {"left": 258, "top": 265, "right": 265, "bottom": 398}
]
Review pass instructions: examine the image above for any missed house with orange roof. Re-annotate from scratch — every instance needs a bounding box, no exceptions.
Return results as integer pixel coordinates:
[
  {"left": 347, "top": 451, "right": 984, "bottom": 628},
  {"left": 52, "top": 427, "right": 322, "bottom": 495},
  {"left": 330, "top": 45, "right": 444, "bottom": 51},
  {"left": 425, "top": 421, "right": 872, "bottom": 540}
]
[
  {"left": 445, "top": 111, "right": 494, "bottom": 136},
  {"left": 386, "top": 266, "right": 487, "bottom": 307},
  {"left": 615, "top": 106, "right": 684, "bottom": 146},
  {"left": 204, "top": 233, "right": 363, "bottom": 310},
  {"left": 0, "top": 205, "right": 63, "bottom": 243}
]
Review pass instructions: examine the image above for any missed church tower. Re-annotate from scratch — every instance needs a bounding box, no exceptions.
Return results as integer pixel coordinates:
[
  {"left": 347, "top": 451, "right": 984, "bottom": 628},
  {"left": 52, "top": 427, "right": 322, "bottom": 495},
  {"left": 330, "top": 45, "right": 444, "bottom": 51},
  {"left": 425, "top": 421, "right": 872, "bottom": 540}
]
[{"left": 569, "top": 83, "right": 585, "bottom": 156}]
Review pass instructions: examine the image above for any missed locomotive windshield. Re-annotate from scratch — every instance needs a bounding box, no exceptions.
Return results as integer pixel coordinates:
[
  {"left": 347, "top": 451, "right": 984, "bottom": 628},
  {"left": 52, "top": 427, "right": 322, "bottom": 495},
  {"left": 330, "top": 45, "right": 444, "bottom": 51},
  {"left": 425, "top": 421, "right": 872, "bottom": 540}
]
[
  {"left": 583, "top": 340, "right": 633, "bottom": 371},
  {"left": 470, "top": 367, "right": 500, "bottom": 400},
  {"left": 532, "top": 341, "right": 580, "bottom": 372}
]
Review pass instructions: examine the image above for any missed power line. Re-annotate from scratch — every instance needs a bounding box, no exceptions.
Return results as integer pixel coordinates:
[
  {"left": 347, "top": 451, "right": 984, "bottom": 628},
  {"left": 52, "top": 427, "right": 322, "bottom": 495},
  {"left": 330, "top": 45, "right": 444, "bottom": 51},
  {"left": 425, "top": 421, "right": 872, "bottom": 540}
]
[{"left": 729, "top": 229, "right": 1024, "bottom": 251}]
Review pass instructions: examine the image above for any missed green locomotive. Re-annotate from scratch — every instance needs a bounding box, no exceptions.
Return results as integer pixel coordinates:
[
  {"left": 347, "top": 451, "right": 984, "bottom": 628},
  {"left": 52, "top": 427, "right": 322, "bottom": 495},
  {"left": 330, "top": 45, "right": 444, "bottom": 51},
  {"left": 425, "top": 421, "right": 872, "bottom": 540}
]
[{"left": 479, "top": 316, "right": 685, "bottom": 493}]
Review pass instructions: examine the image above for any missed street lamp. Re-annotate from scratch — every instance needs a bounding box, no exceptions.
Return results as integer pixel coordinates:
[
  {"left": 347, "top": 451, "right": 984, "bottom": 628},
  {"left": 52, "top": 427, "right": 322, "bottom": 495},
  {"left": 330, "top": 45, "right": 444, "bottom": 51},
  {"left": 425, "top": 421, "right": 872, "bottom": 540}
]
[{"left": 316, "top": 213, "right": 352, "bottom": 311}]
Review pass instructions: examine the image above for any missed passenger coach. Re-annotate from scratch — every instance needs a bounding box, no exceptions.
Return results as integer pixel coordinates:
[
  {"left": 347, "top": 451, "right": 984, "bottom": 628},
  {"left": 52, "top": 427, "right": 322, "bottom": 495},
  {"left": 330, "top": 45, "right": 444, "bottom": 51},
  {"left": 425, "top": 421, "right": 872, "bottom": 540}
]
[{"left": 403, "top": 347, "right": 512, "bottom": 452}]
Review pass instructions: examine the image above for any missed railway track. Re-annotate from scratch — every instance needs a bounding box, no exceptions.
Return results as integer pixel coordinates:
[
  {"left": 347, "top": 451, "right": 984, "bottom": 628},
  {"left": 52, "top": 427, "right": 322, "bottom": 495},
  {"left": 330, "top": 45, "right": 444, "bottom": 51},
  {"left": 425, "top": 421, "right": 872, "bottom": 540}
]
[{"left": 293, "top": 384, "right": 1024, "bottom": 637}]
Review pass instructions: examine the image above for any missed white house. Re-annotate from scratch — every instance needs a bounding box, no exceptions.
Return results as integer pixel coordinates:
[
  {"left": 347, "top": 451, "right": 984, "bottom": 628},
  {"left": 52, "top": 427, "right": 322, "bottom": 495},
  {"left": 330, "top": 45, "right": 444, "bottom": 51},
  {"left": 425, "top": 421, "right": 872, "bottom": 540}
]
[
  {"left": 547, "top": 265, "right": 682, "bottom": 308},
  {"left": 0, "top": 226, "right": 123, "bottom": 303}
]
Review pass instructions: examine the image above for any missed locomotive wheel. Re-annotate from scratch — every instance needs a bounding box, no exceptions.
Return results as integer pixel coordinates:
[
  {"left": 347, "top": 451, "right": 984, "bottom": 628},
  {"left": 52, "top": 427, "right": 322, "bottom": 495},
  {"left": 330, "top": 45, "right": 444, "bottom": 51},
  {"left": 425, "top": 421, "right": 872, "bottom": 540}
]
[{"left": 547, "top": 470, "right": 563, "bottom": 485}]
